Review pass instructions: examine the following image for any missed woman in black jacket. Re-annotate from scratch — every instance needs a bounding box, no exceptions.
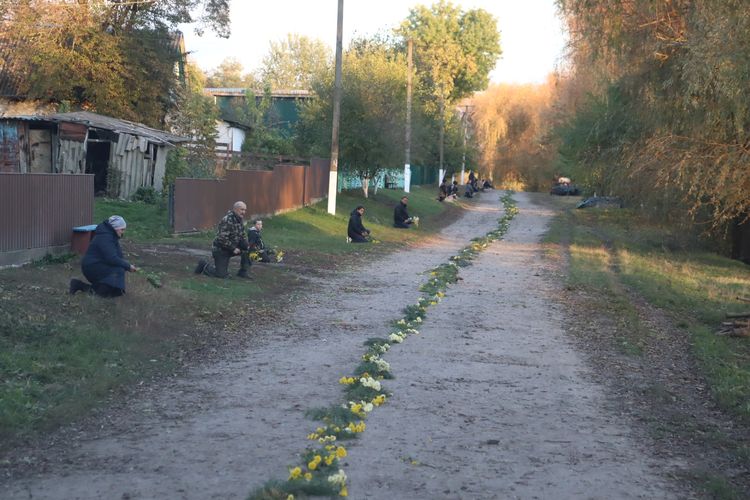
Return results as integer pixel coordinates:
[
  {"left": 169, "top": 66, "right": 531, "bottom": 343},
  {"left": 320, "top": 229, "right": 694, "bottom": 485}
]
[{"left": 70, "top": 215, "right": 137, "bottom": 297}]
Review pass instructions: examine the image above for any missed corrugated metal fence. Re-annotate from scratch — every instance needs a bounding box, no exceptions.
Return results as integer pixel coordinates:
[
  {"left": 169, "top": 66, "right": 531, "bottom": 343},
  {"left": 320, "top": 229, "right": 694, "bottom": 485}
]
[
  {"left": 172, "top": 158, "right": 328, "bottom": 233},
  {"left": 0, "top": 173, "right": 94, "bottom": 253}
]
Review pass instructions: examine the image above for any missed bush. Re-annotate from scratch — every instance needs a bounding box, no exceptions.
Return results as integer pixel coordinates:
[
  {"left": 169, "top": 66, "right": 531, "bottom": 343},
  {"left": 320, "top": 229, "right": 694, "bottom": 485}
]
[{"left": 131, "top": 187, "right": 159, "bottom": 204}]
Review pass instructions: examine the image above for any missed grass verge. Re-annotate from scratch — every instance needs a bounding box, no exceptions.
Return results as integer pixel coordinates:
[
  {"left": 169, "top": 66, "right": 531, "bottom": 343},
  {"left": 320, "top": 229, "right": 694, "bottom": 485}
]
[
  {"left": 0, "top": 185, "right": 461, "bottom": 444},
  {"left": 544, "top": 206, "right": 750, "bottom": 418},
  {"left": 543, "top": 200, "right": 750, "bottom": 497}
]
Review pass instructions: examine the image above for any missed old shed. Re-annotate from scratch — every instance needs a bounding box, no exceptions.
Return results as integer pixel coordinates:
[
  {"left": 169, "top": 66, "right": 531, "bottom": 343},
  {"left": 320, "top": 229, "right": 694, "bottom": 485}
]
[{"left": 0, "top": 111, "right": 186, "bottom": 198}]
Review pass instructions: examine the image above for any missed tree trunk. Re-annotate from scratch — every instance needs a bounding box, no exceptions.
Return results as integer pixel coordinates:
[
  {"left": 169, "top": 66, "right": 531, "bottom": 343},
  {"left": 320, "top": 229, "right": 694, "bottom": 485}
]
[{"left": 361, "top": 176, "right": 370, "bottom": 198}]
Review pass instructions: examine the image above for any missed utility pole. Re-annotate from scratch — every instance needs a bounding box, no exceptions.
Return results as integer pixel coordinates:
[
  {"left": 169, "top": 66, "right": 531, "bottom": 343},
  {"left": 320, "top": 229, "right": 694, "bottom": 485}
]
[
  {"left": 327, "top": 0, "right": 344, "bottom": 215},
  {"left": 460, "top": 104, "right": 473, "bottom": 184},
  {"left": 404, "top": 38, "right": 413, "bottom": 193}
]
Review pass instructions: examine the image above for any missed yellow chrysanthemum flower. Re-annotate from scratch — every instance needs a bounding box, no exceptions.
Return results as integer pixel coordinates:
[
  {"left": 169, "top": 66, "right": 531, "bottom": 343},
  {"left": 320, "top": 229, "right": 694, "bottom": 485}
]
[
  {"left": 288, "top": 467, "right": 302, "bottom": 480},
  {"left": 304, "top": 472, "right": 313, "bottom": 481},
  {"left": 336, "top": 446, "right": 347, "bottom": 458},
  {"left": 307, "top": 433, "right": 318, "bottom": 440},
  {"left": 325, "top": 454, "right": 335, "bottom": 466},
  {"left": 340, "top": 485, "right": 348, "bottom": 497}
]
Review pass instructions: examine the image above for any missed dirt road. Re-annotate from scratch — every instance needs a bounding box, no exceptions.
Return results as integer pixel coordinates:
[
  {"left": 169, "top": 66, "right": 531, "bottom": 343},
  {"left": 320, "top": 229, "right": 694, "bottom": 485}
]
[{"left": 1, "top": 192, "right": 685, "bottom": 499}]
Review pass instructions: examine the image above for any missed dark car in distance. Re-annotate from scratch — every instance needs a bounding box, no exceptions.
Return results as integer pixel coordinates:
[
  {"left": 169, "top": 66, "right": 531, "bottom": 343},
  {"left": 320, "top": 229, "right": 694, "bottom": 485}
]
[{"left": 550, "top": 183, "right": 580, "bottom": 196}]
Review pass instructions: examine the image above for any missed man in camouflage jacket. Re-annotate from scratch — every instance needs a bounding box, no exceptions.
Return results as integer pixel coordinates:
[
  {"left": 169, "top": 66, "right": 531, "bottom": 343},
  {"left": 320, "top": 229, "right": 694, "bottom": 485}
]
[{"left": 195, "top": 201, "right": 252, "bottom": 278}]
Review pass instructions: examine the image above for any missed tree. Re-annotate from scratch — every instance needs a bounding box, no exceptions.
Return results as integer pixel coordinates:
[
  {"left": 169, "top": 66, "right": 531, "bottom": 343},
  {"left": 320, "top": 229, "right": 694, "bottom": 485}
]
[
  {"left": 0, "top": 0, "right": 231, "bottom": 127},
  {"left": 259, "top": 34, "right": 331, "bottom": 90},
  {"left": 298, "top": 41, "right": 407, "bottom": 197},
  {"left": 232, "top": 89, "right": 295, "bottom": 155},
  {"left": 470, "top": 82, "right": 557, "bottom": 190},
  {"left": 166, "top": 61, "right": 220, "bottom": 183},
  {"left": 399, "top": 1, "right": 501, "bottom": 171},
  {"left": 205, "top": 57, "right": 256, "bottom": 88},
  {"left": 554, "top": 0, "right": 750, "bottom": 232}
]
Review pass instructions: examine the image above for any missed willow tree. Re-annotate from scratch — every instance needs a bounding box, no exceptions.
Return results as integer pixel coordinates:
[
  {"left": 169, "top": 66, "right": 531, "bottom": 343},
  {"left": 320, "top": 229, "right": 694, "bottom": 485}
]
[
  {"left": 399, "top": 1, "right": 501, "bottom": 172},
  {"left": 556, "top": 0, "right": 750, "bottom": 228},
  {"left": 471, "top": 82, "right": 556, "bottom": 190}
]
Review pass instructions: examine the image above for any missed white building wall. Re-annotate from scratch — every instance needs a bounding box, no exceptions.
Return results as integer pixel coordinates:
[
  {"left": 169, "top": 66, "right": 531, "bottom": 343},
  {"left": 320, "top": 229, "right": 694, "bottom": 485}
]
[
  {"left": 215, "top": 121, "right": 246, "bottom": 152},
  {"left": 231, "top": 128, "right": 245, "bottom": 152}
]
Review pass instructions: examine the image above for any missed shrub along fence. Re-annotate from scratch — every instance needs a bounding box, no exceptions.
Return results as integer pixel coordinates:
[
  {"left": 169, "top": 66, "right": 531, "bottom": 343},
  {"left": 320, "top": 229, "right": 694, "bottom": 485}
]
[
  {"left": 170, "top": 158, "right": 328, "bottom": 233},
  {"left": 0, "top": 173, "right": 94, "bottom": 266}
]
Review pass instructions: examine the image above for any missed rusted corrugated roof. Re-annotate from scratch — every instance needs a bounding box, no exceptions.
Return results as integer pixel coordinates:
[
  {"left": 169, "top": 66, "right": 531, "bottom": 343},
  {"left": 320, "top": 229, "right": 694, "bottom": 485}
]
[{"left": 46, "top": 111, "right": 188, "bottom": 145}]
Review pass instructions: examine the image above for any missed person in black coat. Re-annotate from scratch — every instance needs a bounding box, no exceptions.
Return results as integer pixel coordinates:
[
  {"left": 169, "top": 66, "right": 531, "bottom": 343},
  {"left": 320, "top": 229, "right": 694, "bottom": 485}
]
[
  {"left": 393, "top": 196, "right": 414, "bottom": 229},
  {"left": 348, "top": 206, "right": 371, "bottom": 243},
  {"left": 69, "top": 215, "right": 138, "bottom": 297},
  {"left": 438, "top": 179, "right": 449, "bottom": 201}
]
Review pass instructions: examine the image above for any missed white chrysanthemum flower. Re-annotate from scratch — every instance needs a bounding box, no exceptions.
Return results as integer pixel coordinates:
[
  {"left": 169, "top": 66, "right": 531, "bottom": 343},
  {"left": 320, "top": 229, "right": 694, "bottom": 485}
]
[
  {"left": 328, "top": 469, "right": 347, "bottom": 486},
  {"left": 360, "top": 377, "right": 382, "bottom": 391},
  {"left": 373, "top": 358, "right": 390, "bottom": 372}
]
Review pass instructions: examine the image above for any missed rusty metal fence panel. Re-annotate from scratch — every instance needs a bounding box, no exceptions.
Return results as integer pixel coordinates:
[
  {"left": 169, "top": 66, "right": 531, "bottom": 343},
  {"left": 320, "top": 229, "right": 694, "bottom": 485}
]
[
  {"left": 0, "top": 173, "right": 94, "bottom": 252},
  {"left": 171, "top": 159, "right": 330, "bottom": 233}
]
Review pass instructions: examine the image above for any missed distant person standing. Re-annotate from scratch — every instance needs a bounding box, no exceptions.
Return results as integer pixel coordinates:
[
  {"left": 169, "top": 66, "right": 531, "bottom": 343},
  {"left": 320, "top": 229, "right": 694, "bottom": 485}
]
[
  {"left": 393, "top": 196, "right": 414, "bottom": 229},
  {"left": 195, "top": 201, "right": 251, "bottom": 279},
  {"left": 69, "top": 215, "right": 138, "bottom": 297},
  {"left": 347, "top": 205, "right": 371, "bottom": 243}
]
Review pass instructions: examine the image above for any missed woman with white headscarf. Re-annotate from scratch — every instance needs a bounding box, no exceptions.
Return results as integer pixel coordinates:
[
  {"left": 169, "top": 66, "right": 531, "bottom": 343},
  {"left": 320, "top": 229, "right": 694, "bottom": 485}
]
[{"left": 70, "top": 215, "right": 138, "bottom": 297}]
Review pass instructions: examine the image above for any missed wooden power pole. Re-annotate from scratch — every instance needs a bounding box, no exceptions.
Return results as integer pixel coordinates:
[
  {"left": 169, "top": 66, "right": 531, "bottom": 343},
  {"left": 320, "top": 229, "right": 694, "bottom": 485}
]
[{"left": 327, "top": 0, "right": 344, "bottom": 215}]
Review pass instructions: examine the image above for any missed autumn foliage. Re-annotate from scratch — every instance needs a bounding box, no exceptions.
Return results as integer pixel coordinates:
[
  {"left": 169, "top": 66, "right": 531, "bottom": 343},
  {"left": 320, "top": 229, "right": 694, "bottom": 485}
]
[
  {"left": 469, "top": 81, "right": 557, "bottom": 191},
  {"left": 554, "top": 0, "right": 750, "bottom": 230}
]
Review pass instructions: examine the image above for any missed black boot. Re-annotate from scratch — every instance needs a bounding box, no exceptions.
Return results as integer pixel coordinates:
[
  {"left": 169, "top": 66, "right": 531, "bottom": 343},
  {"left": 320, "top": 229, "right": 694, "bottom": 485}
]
[
  {"left": 69, "top": 279, "right": 91, "bottom": 295},
  {"left": 194, "top": 259, "right": 208, "bottom": 274},
  {"left": 236, "top": 269, "right": 252, "bottom": 279}
]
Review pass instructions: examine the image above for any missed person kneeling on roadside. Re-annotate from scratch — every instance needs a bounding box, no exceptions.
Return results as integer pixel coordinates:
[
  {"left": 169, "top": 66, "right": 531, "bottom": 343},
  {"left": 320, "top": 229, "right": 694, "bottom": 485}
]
[
  {"left": 195, "top": 201, "right": 252, "bottom": 279},
  {"left": 247, "top": 219, "right": 279, "bottom": 262},
  {"left": 69, "top": 215, "right": 138, "bottom": 297},
  {"left": 393, "top": 196, "right": 415, "bottom": 229},
  {"left": 348, "top": 205, "right": 371, "bottom": 243}
]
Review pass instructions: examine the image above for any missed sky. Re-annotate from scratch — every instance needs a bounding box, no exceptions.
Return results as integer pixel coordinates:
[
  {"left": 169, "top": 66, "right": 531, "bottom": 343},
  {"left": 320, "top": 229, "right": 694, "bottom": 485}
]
[{"left": 182, "top": 0, "right": 568, "bottom": 85}]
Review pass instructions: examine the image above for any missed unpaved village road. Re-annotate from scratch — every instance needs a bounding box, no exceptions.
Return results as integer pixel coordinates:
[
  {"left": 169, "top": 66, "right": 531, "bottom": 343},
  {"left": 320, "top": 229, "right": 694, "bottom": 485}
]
[{"left": 1, "top": 192, "right": 687, "bottom": 499}]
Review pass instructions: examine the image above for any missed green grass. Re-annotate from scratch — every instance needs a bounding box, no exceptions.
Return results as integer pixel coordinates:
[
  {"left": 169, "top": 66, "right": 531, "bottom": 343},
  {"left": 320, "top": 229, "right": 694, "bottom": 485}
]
[
  {"left": 544, "top": 206, "right": 750, "bottom": 418},
  {"left": 94, "top": 198, "right": 172, "bottom": 242},
  {"left": 0, "top": 184, "right": 460, "bottom": 443},
  {"left": 0, "top": 312, "right": 160, "bottom": 437}
]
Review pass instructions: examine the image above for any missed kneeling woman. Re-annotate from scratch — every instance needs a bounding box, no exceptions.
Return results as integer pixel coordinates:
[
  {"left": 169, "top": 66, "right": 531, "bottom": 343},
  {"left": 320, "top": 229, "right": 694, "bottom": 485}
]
[{"left": 70, "top": 215, "right": 138, "bottom": 297}]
